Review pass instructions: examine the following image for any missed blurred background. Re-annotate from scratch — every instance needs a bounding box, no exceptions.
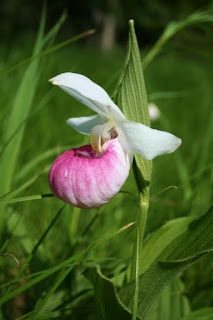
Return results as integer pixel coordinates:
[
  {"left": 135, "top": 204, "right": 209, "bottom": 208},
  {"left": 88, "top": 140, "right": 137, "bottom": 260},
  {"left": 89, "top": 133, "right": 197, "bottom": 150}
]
[
  {"left": 1, "top": 0, "right": 213, "bottom": 319},
  {"left": 1, "top": 0, "right": 213, "bottom": 48}
]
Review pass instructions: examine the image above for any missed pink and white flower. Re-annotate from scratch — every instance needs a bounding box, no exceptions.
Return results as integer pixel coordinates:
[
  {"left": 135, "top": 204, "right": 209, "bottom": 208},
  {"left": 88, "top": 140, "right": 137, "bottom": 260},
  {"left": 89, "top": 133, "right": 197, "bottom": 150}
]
[{"left": 49, "top": 73, "right": 181, "bottom": 208}]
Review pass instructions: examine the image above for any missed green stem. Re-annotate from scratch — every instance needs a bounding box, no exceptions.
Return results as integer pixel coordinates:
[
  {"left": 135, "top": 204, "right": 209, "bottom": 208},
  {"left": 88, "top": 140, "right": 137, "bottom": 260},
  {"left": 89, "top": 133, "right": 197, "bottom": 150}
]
[
  {"left": 131, "top": 189, "right": 149, "bottom": 320},
  {"left": 132, "top": 227, "right": 139, "bottom": 320},
  {"left": 130, "top": 191, "right": 149, "bottom": 281}
]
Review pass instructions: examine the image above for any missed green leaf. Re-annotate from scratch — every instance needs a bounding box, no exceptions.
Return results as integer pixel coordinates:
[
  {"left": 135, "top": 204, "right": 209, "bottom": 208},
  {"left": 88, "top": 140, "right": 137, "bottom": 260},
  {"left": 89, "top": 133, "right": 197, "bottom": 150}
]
[
  {"left": 147, "top": 278, "right": 190, "bottom": 320},
  {"left": 84, "top": 266, "right": 133, "bottom": 320},
  {"left": 159, "top": 205, "right": 213, "bottom": 261},
  {"left": 140, "top": 217, "right": 193, "bottom": 273},
  {"left": 114, "top": 19, "right": 151, "bottom": 185},
  {"left": 180, "top": 308, "right": 213, "bottom": 320},
  {"left": 119, "top": 204, "right": 213, "bottom": 319},
  {"left": 120, "top": 255, "right": 202, "bottom": 320}
]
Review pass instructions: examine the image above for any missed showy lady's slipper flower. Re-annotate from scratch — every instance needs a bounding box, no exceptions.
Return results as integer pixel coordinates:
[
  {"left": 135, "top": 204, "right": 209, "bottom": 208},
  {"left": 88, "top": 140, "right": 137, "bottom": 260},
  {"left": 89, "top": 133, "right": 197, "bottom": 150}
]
[{"left": 49, "top": 73, "right": 181, "bottom": 209}]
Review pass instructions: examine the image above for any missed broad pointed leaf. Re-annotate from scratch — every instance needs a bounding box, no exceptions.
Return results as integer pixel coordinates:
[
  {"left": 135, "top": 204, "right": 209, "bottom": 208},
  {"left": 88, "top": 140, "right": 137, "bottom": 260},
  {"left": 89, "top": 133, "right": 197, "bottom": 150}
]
[
  {"left": 114, "top": 19, "right": 152, "bottom": 186},
  {"left": 119, "top": 204, "right": 213, "bottom": 319},
  {"left": 147, "top": 278, "right": 190, "bottom": 320},
  {"left": 140, "top": 217, "right": 193, "bottom": 273}
]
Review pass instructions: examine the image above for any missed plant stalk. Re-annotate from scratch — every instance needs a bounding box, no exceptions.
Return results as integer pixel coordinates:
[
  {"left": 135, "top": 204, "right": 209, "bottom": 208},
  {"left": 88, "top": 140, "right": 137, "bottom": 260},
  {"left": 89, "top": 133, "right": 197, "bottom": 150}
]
[{"left": 130, "top": 190, "right": 149, "bottom": 282}]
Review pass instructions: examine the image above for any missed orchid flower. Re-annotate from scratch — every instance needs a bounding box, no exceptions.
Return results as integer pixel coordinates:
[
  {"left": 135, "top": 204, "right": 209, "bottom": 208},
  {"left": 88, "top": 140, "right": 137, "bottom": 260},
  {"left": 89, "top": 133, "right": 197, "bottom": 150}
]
[{"left": 49, "top": 73, "right": 181, "bottom": 209}]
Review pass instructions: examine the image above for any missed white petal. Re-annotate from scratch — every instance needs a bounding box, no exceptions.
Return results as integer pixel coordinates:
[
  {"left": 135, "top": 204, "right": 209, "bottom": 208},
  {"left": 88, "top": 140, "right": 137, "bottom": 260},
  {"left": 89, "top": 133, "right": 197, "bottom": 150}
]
[
  {"left": 67, "top": 115, "right": 106, "bottom": 135},
  {"left": 49, "top": 72, "right": 125, "bottom": 120},
  {"left": 121, "top": 121, "right": 182, "bottom": 160}
]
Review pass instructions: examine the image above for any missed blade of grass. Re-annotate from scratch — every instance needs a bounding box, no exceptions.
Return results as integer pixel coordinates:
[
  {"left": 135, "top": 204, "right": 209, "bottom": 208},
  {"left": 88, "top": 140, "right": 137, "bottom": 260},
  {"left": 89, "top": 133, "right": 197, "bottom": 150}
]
[
  {"left": 149, "top": 90, "right": 189, "bottom": 101},
  {"left": 0, "top": 11, "right": 92, "bottom": 237},
  {"left": 0, "top": 26, "right": 95, "bottom": 241},
  {"left": 41, "top": 10, "right": 67, "bottom": 48},
  {"left": 31, "top": 222, "right": 136, "bottom": 319},
  {"left": 30, "top": 265, "right": 75, "bottom": 320},
  {"left": 0, "top": 9, "right": 50, "bottom": 239},
  {"left": 0, "top": 88, "right": 54, "bottom": 160},
  {"left": 0, "top": 9, "right": 46, "bottom": 195},
  {"left": 160, "top": 113, "right": 192, "bottom": 205},
  {"left": 0, "top": 164, "right": 50, "bottom": 201},
  {"left": 16, "top": 311, "right": 59, "bottom": 320},
  {"left": 0, "top": 221, "right": 135, "bottom": 305},
  {"left": 70, "top": 211, "right": 99, "bottom": 253},
  {"left": 15, "top": 144, "right": 75, "bottom": 182},
  {"left": 0, "top": 194, "right": 54, "bottom": 205},
  {"left": 3, "top": 29, "right": 95, "bottom": 74},
  {"left": 0, "top": 146, "right": 75, "bottom": 202},
  {"left": 143, "top": 10, "right": 213, "bottom": 69},
  {"left": 3, "top": 204, "right": 66, "bottom": 297}
]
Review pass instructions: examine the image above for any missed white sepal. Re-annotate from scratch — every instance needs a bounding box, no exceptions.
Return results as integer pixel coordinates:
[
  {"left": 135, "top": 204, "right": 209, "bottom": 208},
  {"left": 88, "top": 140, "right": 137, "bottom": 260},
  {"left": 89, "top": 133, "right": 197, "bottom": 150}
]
[
  {"left": 121, "top": 121, "right": 182, "bottom": 160},
  {"left": 49, "top": 72, "right": 125, "bottom": 120}
]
